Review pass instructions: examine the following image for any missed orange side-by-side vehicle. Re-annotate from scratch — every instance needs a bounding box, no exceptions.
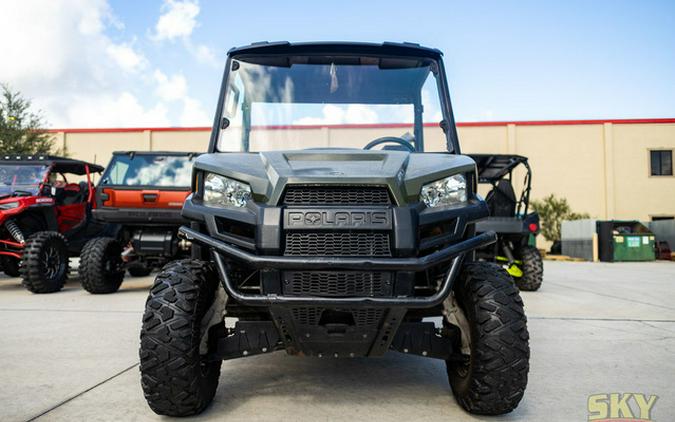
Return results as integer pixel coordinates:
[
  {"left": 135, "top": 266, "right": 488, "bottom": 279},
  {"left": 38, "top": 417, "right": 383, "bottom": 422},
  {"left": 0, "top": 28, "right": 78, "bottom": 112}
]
[{"left": 78, "top": 151, "right": 199, "bottom": 293}]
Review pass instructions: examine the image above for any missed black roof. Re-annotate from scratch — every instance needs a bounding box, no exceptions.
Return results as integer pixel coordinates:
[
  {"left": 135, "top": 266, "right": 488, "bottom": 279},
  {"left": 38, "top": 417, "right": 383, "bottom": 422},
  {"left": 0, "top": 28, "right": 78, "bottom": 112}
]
[
  {"left": 228, "top": 41, "right": 443, "bottom": 59},
  {"left": 0, "top": 155, "right": 104, "bottom": 174},
  {"left": 469, "top": 154, "right": 530, "bottom": 182}
]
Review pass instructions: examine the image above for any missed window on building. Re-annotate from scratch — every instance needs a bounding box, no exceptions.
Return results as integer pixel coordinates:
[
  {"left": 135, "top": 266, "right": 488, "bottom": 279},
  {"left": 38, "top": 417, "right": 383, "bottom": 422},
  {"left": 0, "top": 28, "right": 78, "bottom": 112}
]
[
  {"left": 650, "top": 150, "right": 673, "bottom": 176},
  {"left": 651, "top": 216, "right": 674, "bottom": 221}
]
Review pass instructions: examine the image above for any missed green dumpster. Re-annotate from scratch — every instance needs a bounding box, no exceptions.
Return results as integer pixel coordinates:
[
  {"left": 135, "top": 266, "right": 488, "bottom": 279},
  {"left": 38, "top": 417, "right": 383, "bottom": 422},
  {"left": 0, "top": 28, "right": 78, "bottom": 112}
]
[
  {"left": 613, "top": 233, "right": 655, "bottom": 261},
  {"left": 598, "top": 220, "right": 656, "bottom": 262}
]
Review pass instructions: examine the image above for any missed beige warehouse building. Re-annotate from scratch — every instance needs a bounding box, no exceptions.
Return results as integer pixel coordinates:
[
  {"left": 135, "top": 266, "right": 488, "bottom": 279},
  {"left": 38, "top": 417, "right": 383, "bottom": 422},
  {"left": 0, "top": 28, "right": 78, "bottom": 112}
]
[{"left": 49, "top": 117, "right": 675, "bottom": 222}]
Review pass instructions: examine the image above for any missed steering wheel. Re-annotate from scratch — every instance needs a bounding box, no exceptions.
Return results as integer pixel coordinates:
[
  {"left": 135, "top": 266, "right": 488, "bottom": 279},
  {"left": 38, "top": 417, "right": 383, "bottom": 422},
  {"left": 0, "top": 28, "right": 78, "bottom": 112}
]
[{"left": 363, "top": 136, "right": 415, "bottom": 152}]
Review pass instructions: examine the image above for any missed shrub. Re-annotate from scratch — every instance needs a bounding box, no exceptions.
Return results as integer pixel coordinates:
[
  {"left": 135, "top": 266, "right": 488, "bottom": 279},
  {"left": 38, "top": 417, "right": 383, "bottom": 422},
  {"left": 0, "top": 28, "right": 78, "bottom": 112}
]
[{"left": 531, "top": 194, "right": 589, "bottom": 243}]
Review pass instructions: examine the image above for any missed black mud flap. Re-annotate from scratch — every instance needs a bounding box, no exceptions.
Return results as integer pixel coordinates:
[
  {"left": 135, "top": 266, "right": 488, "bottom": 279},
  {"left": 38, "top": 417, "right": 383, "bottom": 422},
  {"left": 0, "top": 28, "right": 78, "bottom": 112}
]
[
  {"left": 207, "top": 321, "right": 284, "bottom": 361},
  {"left": 389, "top": 322, "right": 456, "bottom": 360}
]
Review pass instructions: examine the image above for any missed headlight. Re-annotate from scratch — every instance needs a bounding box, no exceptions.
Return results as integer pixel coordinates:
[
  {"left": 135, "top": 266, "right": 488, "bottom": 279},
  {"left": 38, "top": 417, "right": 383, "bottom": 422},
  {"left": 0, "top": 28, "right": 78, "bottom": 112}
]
[
  {"left": 420, "top": 174, "right": 467, "bottom": 208},
  {"left": 203, "top": 173, "right": 251, "bottom": 208},
  {"left": 0, "top": 201, "right": 20, "bottom": 210}
]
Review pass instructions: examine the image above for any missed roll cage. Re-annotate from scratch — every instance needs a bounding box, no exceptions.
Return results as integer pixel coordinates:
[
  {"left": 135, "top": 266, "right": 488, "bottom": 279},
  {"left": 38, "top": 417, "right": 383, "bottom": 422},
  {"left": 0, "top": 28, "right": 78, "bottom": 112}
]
[
  {"left": 469, "top": 154, "right": 532, "bottom": 216},
  {"left": 0, "top": 156, "right": 103, "bottom": 202}
]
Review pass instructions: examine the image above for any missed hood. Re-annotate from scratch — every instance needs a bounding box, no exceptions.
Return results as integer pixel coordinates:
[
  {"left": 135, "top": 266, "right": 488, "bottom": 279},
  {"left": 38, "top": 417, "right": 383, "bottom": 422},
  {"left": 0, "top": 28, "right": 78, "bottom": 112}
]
[{"left": 193, "top": 150, "right": 476, "bottom": 205}]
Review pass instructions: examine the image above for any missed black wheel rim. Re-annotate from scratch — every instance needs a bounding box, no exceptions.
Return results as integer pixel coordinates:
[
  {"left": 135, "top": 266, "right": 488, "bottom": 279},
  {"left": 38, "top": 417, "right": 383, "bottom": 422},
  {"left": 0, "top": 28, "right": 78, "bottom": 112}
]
[
  {"left": 42, "top": 245, "right": 64, "bottom": 281},
  {"left": 104, "top": 256, "right": 122, "bottom": 275},
  {"left": 103, "top": 243, "right": 123, "bottom": 276}
]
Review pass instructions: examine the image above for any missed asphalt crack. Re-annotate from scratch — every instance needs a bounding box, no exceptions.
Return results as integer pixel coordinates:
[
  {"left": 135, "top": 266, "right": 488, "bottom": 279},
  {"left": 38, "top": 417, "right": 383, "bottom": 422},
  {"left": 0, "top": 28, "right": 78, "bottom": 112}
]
[
  {"left": 0, "top": 308, "right": 142, "bottom": 314},
  {"left": 640, "top": 320, "right": 675, "bottom": 333},
  {"left": 528, "top": 316, "right": 675, "bottom": 323},
  {"left": 25, "top": 362, "right": 140, "bottom": 422}
]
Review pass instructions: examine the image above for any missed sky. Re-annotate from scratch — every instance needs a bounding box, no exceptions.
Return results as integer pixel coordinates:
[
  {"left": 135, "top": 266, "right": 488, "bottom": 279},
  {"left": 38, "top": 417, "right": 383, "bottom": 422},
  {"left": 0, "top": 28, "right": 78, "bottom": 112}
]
[{"left": 0, "top": 0, "right": 674, "bottom": 128}]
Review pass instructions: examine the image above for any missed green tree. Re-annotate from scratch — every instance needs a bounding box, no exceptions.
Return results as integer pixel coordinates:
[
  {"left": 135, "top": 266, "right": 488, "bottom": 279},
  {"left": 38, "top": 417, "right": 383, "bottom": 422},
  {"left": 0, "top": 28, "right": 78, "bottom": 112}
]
[
  {"left": 531, "top": 194, "right": 590, "bottom": 243},
  {"left": 0, "top": 84, "right": 55, "bottom": 155}
]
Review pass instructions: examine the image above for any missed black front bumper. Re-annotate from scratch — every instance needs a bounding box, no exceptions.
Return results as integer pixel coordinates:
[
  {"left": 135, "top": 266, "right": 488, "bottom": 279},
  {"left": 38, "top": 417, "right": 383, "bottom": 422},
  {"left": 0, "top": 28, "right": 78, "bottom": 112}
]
[
  {"left": 181, "top": 194, "right": 495, "bottom": 358},
  {"left": 180, "top": 226, "right": 496, "bottom": 308},
  {"left": 180, "top": 194, "right": 494, "bottom": 309}
]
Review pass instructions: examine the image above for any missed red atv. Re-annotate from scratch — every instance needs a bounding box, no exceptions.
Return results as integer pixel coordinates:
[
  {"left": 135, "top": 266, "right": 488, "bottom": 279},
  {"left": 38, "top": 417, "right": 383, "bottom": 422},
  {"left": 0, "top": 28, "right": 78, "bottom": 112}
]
[
  {"left": 0, "top": 155, "right": 110, "bottom": 293},
  {"left": 78, "top": 151, "right": 197, "bottom": 294}
]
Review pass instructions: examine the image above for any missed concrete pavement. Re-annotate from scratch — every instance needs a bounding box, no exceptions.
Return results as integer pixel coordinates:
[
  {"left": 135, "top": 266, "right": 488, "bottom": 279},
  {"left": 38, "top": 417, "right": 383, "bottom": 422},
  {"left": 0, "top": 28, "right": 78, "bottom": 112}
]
[{"left": 1, "top": 261, "right": 674, "bottom": 421}]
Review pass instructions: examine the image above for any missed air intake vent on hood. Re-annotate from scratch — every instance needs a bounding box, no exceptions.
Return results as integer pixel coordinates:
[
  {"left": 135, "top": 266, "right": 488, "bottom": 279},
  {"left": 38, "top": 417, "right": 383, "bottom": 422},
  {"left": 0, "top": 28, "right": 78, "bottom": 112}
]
[{"left": 282, "top": 186, "right": 391, "bottom": 205}]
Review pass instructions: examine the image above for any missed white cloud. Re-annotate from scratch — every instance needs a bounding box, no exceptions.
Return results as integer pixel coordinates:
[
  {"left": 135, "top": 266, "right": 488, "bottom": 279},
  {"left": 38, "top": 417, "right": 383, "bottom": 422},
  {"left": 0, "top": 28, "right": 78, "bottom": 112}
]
[
  {"left": 0, "top": 0, "right": 103, "bottom": 88},
  {"left": 106, "top": 43, "right": 147, "bottom": 73},
  {"left": 151, "top": 0, "right": 219, "bottom": 67},
  {"left": 153, "top": 0, "right": 199, "bottom": 41},
  {"left": 63, "top": 92, "right": 170, "bottom": 127},
  {"left": 127, "top": 156, "right": 193, "bottom": 186},
  {"left": 345, "top": 104, "right": 379, "bottom": 124},
  {"left": 294, "top": 105, "right": 346, "bottom": 125},
  {"left": 0, "top": 0, "right": 210, "bottom": 128},
  {"left": 0, "top": 0, "right": 164, "bottom": 127},
  {"left": 180, "top": 97, "right": 210, "bottom": 126},
  {"left": 153, "top": 69, "right": 210, "bottom": 125},
  {"left": 193, "top": 44, "right": 219, "bottom": 66},
  {"left": 154, "top": 70, "right": 188, "bottom": 101},
  {"left": 481, "top": 110, "right": 495, "bottom": 120},
  {"left": 294, "top": 104, "right": 411, "bottom": 126}
]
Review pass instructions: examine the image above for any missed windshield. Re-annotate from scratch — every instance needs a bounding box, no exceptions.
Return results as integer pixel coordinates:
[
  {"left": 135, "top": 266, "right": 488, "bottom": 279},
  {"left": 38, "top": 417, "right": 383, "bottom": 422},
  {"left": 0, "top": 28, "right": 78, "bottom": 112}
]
[
  {"left": 216, "top": 55, "right": 450, "bottom": 153},
  {"left": 0, "top": 164, "right": 48, "bottom": 197},
  {"left": 100, "top": 155, "right": 195, "bottom": 187}
]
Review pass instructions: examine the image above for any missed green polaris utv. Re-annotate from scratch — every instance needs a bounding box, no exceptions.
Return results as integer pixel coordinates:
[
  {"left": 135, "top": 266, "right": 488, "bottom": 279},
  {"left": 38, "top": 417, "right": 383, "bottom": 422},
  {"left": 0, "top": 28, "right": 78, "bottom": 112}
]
[{"left": 139, "top": 41, "right": 530, "bottom": 417}]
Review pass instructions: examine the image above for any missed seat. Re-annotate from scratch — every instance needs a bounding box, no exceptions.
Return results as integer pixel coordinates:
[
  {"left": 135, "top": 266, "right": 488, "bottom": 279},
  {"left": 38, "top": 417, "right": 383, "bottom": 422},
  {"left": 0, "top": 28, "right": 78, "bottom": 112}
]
[
  {"left": 61, "top": 183, "right": 83, "bottom": 205},
  {"left": 485, "top": 179, "right": 517, "bottom": 217},
  {"left": 53, "top": 187, "right": 66, "bottom": 203},
  {"left": 79, "top": 181, "right": 89, "bottom": 201}
]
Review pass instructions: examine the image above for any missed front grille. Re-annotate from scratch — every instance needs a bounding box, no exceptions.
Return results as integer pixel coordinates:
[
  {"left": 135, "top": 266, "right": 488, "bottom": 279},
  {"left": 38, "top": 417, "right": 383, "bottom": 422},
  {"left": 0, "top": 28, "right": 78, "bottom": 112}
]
[
  {"left": 291, "top": 307, "right": 385, "bottom": 327},
  {"left": 282, "top": 186, "right": 391, "bottom": 205},
  {"left": 284, "top": 271, "right": 392, "bottom": 297},
  {"left": 284, "top": 232, "right": 391, "bottom": 256}
]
